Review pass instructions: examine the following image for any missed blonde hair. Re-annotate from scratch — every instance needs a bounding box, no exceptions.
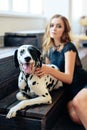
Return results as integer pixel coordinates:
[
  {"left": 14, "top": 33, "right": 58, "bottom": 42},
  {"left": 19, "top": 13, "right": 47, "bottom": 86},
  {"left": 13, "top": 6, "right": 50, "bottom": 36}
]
[{"left": 42, "top": 14, "right": 72, "bottom": 55}]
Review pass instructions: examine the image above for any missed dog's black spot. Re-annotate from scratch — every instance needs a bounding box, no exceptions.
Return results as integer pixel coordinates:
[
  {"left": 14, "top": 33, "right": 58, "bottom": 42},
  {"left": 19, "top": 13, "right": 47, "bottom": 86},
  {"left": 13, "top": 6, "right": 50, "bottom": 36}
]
[
  {"left": 21, "top": 76, "right": 23, "bottom": 80},
  {"left": 45, "top": 93, "right": 48, "bottom": 95},
  {"left": 47, "top": 80, "right": 54, "bottom": 89},
  {"left": 51, "top": 66, "right": 55, "bottom": 68},
  {"left": 42, "top": 93, "right": 48, "bottom": 97},
  {"left": 22, "top": 92, "right": 31, "bottom": 99},
  {"left": 26, "top": 74, "right": 29, "bottom": 79},
  {"left": 48, "top": 101, "right": 51, "bottom": 104},
  {"left": 53, "top": 80, "right": 58, "bottom": 88},
  {"left": 45, "top": 75, "right": 49, "bottom": 81},
  {"left": 20, "top": 49, "right": 25, "bottom": 56},
  {"left": 46, "top": 82, "right": 48, "bottom": 85},
  {"left": 30, "top": 93, "right": 39, "bottom": 98},
  {"left": 29, "top": 75, "right": 33, "bottom": 80},
  {"left": 24, "top": 84, "right": 30, "bottom": 92},
  {"left": 32, "top": 81, "right": 36, "bottom": 85},
  {"left": 50, "top": 78, "right": 52, "bottom": 82},
  {"left": 42, "top": 95, "right": 45, "bottom": 97}
]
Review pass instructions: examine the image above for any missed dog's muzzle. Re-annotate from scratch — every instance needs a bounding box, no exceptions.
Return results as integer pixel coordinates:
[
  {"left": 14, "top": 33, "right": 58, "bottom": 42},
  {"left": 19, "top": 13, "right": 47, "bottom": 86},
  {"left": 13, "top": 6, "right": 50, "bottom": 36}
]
[
  {"left": 24, "top": 57, "right": 31, "bottom": 62},
  {"left": 22, "top": 57, "right": 34, "bottom": 74},
  {"left": 22, "top": 62, "right": 34, "bottom": 74}
]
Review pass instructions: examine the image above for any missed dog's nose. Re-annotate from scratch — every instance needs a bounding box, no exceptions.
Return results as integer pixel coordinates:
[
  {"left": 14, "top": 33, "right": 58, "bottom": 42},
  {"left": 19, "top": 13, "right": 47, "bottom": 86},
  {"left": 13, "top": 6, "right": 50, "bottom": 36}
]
[{"left": 25, "top": 57, "right": 31, "bottom": 62}]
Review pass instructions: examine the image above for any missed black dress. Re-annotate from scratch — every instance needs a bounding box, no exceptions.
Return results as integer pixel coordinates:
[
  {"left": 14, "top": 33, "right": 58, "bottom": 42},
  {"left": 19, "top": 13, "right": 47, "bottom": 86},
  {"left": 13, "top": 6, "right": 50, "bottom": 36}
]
[{"left": 47, "top": 42, "right": 87, "bottom": 100}]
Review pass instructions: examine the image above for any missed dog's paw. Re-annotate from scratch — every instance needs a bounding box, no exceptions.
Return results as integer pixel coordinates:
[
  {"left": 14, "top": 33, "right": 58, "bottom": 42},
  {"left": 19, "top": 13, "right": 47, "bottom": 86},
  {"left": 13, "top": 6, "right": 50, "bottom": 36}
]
[{"left": 6, "top": 107, "right": 17, "bottom": 119}]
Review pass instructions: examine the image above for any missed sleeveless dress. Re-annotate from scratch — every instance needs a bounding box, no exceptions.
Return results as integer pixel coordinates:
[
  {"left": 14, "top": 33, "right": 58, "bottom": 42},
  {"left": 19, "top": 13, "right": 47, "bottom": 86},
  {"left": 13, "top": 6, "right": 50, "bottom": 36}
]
[{"left": 47, "top": 42, "right": 87, "bottom": 100}]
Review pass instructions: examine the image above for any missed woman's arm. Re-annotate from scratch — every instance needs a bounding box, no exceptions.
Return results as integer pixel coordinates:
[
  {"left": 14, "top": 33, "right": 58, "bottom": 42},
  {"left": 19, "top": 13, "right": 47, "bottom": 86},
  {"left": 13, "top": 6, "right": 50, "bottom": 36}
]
[{"left": 35, "top": 51, "right": 76, "bottom": 84}]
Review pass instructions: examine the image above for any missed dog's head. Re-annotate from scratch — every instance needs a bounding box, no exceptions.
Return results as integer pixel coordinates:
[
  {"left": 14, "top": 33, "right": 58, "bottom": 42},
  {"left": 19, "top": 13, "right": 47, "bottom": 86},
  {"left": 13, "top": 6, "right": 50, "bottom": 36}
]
[{"left": 14, "top": 45, "right": 42, "bottom": 74}]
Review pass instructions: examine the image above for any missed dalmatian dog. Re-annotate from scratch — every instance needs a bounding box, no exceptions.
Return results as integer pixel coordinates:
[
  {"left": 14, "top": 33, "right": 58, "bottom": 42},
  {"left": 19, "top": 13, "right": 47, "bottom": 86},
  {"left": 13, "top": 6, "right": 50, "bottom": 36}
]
[{"left": 6, "top": 45, "right": 62, "bottom": 119}]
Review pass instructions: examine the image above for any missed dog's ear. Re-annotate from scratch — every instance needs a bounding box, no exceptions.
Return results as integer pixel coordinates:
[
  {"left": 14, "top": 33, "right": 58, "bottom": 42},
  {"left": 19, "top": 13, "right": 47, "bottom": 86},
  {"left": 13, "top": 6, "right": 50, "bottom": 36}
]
[
  {"left": 29, "top": 46, "right": 43, "bottom": 67},
  {"left": 39, "top": 55, "right": 43, "bottom": 67},
  {"left": 34, "top": 48, "right": 43, "bottom": 67},
  {"left": 14, "top": 50, "right": 19, "bottom": 68}
]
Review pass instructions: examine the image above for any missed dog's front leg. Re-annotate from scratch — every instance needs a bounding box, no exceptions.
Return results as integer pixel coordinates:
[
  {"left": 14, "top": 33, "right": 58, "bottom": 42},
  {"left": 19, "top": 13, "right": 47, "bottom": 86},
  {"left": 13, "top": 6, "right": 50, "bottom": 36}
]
[
  {"left": 17, "top": 72, "right": 28, "bottom": 100},
  {"left": 6, "top": 94, "right": 52, "bottom": 119},
  {"left": 18, "top": 72, "right": 27, "bottom": 90}
]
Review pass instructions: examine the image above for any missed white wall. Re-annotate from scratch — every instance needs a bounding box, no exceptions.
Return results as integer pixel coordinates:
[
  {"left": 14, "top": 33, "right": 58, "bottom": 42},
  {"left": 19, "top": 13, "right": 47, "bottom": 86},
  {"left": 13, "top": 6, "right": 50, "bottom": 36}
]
[
  {"left": 43, "top": 0, "right": 70, "bottom": 20},
  {"left": 71, "top": 0, "right": 87, "bottom": 34},
  {"left": 43, "top": 0, "right": 87, "bottom": 34},
  {"left": 0, "top": 0, "right": 87, "bottom": 36},
  {"left": 0, "top": 0, "right": 70, "bottom": 36},
  {"left": 81, "top": 0, "right": 87, "bottom": 16},
  {"left": 0, "top": 15, "right": 46, "bottom": 35}
]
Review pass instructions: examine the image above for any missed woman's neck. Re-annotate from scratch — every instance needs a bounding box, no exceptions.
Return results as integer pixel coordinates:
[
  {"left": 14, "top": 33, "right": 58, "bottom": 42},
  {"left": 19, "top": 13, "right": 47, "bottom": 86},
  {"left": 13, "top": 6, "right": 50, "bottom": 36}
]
[
  {"left": 53, "top": 40, "right": 64, "bottom": 51},
  {"left": 54, "top": 40, "right": 61, "bottom": 46},
  {"left": 54, "top": 40, "right": 62, "bottom": 48}
]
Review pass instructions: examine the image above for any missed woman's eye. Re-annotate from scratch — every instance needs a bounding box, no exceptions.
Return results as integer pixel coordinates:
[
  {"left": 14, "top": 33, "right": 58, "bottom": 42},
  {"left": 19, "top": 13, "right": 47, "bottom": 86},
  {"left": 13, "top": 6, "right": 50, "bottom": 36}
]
[
  {"left": 50, "top": 24, "right": 62, "bottom": 28},
  {"left": 57, "top": 24, "right": 62, "bottom": 28}
]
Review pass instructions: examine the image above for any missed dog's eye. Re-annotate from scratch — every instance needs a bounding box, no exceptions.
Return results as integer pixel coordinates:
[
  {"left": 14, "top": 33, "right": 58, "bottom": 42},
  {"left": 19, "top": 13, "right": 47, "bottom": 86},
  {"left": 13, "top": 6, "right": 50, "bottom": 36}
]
[{"left": 20, "top": 49, "right": 25, "bottom": 56}]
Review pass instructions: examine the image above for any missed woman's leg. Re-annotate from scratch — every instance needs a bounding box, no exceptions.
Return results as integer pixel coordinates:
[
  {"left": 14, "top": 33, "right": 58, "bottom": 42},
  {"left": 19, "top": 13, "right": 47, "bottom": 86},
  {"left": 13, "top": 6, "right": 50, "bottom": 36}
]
[
  {"left": 67, "top": 88, "right": 87, "bottom": 129},
  {"left": 67, "top": 100, "right": 82, "bottom": 124}
]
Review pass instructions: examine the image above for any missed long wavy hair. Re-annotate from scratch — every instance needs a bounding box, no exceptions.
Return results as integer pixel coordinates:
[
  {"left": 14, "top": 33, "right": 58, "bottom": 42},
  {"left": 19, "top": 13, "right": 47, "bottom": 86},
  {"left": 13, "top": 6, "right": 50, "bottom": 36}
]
[{"left": 42, "top": 14, "right": 72, "bottom": 55}]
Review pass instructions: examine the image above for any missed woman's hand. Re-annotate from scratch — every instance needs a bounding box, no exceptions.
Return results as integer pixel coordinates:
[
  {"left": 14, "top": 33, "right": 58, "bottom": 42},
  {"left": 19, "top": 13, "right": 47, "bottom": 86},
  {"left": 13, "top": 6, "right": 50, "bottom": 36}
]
[{"left": 34, "top": 64, "right": 50, "bottom": 78}]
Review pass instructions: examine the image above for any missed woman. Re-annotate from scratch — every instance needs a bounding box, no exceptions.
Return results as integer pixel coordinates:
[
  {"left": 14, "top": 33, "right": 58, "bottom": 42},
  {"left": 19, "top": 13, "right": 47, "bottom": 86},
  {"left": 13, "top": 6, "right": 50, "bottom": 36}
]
[{"left": 35, "top": 14, "right": 87, "bottom": 129}]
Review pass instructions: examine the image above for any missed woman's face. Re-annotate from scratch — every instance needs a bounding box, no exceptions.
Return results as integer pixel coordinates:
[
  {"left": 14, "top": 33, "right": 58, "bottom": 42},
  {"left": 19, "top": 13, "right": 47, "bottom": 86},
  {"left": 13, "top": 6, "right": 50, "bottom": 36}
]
[{"left": 50, "top": 17, "right": 65, "bottom": 42}]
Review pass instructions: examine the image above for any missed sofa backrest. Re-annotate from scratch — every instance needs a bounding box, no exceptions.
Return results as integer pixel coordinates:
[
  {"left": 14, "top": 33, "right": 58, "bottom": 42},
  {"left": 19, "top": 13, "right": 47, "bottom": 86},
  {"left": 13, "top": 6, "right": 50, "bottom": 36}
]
[{"left": 0, "top": 55, "right": 19, "bottom": 99}]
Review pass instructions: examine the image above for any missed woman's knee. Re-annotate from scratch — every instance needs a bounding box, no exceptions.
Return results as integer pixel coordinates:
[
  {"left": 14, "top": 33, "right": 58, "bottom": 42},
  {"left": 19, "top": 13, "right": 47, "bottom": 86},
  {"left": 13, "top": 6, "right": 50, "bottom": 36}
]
[
  {"left": 69, "top": 89, "right": 87, "bottom": 124},
  {"left": 67, "top": 100, "right": 81, "bottom": 124},
  {"left": 67, "top": 89, "right": 87, "bottom": 125},
  {"left": 72, "top": 88, "right": 87, "bottom": 110}
]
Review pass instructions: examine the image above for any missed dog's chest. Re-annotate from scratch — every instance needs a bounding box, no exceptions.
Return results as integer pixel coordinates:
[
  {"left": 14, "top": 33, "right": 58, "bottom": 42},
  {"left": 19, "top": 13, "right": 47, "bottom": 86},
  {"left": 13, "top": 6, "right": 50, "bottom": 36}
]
[{"left": 27, "top": 74, "right": 58, "bottom": 92}]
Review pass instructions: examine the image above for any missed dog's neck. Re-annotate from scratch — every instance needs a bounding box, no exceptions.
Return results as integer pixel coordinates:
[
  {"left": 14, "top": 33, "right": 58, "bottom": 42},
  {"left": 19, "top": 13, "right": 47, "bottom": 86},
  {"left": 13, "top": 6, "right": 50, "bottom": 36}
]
[{"left": 25, "top": 73, "right": 30, "bottom": 79}]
